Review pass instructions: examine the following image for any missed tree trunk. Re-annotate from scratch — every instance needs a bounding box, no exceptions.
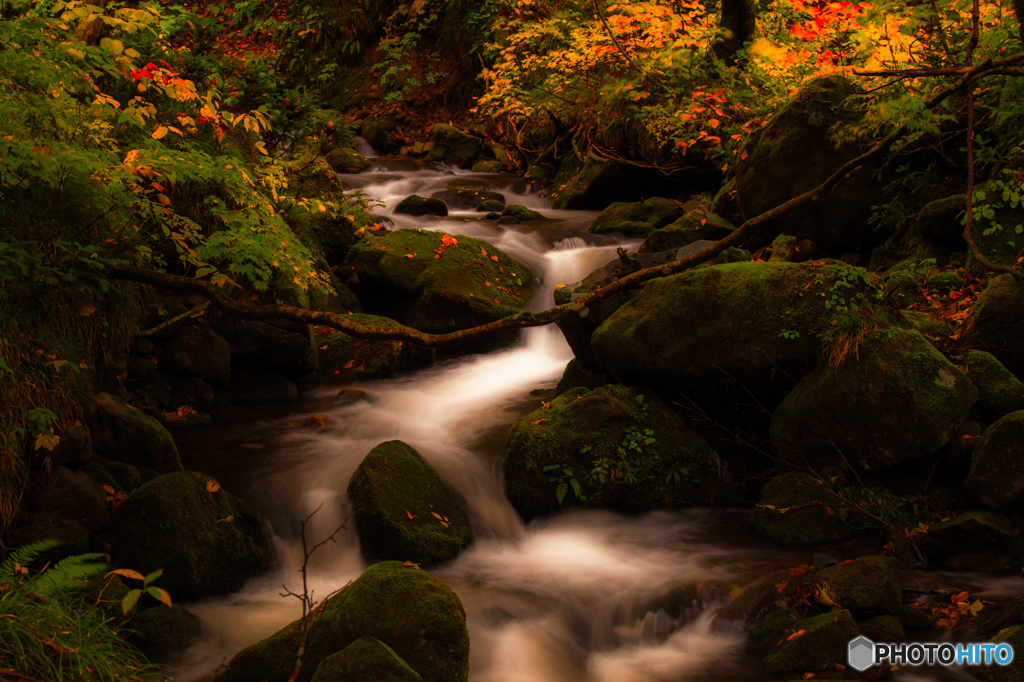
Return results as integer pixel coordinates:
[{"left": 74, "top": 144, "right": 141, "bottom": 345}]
[
  {"left": 1015, "top": 0, "right": 1024, "bottom": 47},
  {"left": 713, "top": 0, "right": 757, "bottom": 65}
]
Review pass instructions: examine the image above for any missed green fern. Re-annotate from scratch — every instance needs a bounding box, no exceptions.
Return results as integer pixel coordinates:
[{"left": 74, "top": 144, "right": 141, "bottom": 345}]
[{"left": 0, "top": 539, "right": 106, "bottom": 598}]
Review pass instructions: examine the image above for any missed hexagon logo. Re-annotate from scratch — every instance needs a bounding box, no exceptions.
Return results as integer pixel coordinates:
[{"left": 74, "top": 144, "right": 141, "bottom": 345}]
[{"left": 848, "top": 636, "right": 875, "bottom": 672}]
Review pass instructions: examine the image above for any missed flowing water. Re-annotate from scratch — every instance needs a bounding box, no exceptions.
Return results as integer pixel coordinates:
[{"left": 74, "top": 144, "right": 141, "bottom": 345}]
[{"left": 164, "top": 150, "right": 1019, "bottom": 682}]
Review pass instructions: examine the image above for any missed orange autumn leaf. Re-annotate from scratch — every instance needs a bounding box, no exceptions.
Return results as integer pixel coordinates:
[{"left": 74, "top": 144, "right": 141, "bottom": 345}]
[
  {"left": 404, "top": 253, "right": 415, "bottom": 258},
  {"left": 490, "top": 255, "right": 499, "bottom": 261},
  {"left": 343, "top": 359, "right": 355, "bottom": 368},
  {"left": 441, "top": 234, "right": 458, "bottom": 247},
  {"left": 786, "top": 629, "right": 807, "bottom": 641},
  {"left": 481, "top": 246, "right": 488, "bottom": 255},
  {"left": 406, "top": 511, "right": 417, "bottom": 519},
  {"left": 529, "top": 418, "right": 550, "bottom": 425}
]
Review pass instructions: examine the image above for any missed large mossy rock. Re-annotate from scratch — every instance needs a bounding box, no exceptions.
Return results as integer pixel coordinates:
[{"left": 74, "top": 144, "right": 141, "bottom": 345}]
[
  {"left": 587, "top": 197, "right": 683, "bottom": 238},
  {"left": 87, "top": 392, "right": 182, "bottom": 473},
  {"left": 749, "top": 472, "right": 857, "bottom": 544},
  {"left": 426, "top": 124, "right": 482, "bottom": 169},
  {"left": 770, "top": 328, "right": 977, "bottom": 470},
  {"left": 429, "top": 187, "right": 504, "bottom": 210},
  {"left": 969, "top": 274, "right": 1024, "bottom": 379},
  {"left": 313, "top": 316, "right": 433, "bottom": 381},
  {"left": 550, "top": 156, "right": 681, "bottom": 210},
  {"left": 504, "top": 385, "right": 728, "bottom": 520},
  {"left": 915, "top": 194, "right": 967, "bottom": 249},
  {"left": 965, "top": 411, "right": 1024, "bottom": 513},
  {"left": 156, "top": 327, "right": 231, "bottom": 385},
  {"left": 590, "top": 261, "right": 863, "bottom": 386},
  {"left": 639, "top": 212, "right": 736, "bottom": 253},
  {"left": 915, "top": 510, "right": 1024, "bottom": 571},
  {"left": 963, "top": 350, "right": 1024, "bottom": 419},
  {"left": 735, "top": 76, "right": 886, "bottom": 254},
  {"left": 109, "top": 472, "right": 272, "bottom": 601},
  {"left": 325, "top": 146, "right": 370, "bottom": 174},
  {"left": 763, "top": 609, "right": 859, "bottom": 673},
  {"left": 226, "top": 561, "right": 469, "bottom": 682},
  {"left": 311, "top": 637, "right": 422, "bottom": 682},
  {"left": 348, "top": 229, "right": 533, "bottom": 335},
  {"left": 814, "top": 555, "right": 901, "bottom": 616},
  {"left": 394, "top": 194, "right": 448, "bottom": 217},
  {"left": 347, "top": 441, "right": 474, "bottom": 566},
  {"left": 971, "top": 624, "right": 1024, "bottom": 682},
  {"left": 501, "top": 204, "right": 545, "bottom": 221}
]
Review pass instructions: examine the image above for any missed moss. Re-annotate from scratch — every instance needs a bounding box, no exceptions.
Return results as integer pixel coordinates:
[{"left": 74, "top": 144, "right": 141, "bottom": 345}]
[
  {"left": 749, "top": 472, "right": 859, "bottom": 544},
  {"left": 858, "top": 614, "right": 905, "bottom": 641},
  {"left": 501, "top": 204, "right": 545, "bottom": 221},
  {"left": 394, "top": 195, "right": 448, "bottom": 217},
  {"left": 503, "top": 385, "right": 729, "bottom": 520},
  {"left": 471, "top": 159, "right": 504, "bottom": 173},
  {"left": 430, "top": 188, "right": 504, "bottom": 210},
  {"left": 307, "top": 269, "right": 363, "bottom": 315},
  {"left": 87, "top": 392, "right": 182, "bottom": 473},
  {"left": 639, "top": 212, "right": 736, "bottom": 253},
  {"left": 898, "top": 604, "right": 933, "bottom": 630},
  {"left": 763, "top": 609, "right": 858, "bottom": 673},
  {"left": 227, "top": 561, "right": 469, "bottom": 682},
  {"left": 902, "top": 310, "right": 954, "bottom": 338},
  {"left": 109, "top": 471, "right": 271, "bottom": 601},
  {"left": 963, "top": 350, "right": 1024, "bottom": 419},
  {"left": 751, "top": 609, "right": 797, "bottom": 645},
  {"left": 348, "top": 229, "right": 533, "bottom": 335},
  {"left": 551, "top": 156, "right": 611, "bottom": 209},
  {"left": 814, "top": 555, "right": 901, "bottom": 615},
  {"left": 964, "top": 411, "right": 1024, "bottom": 513},
  {"left": 971, "top": 624, "right": 1024, "bottom": 682},
  {"left": 770, "top": 328, "right": 978, "bottom": 470},
  {"left": 554, "top": 358, "right": 608, "bottom": 396},
  {"left": 589, "top": 198, "right": 683, "bottom": 238},
  {"left": 347, "top": 441, "right": 474, "bottom": 566},
  {"left": 969, "top": 274, "right": 1024, "bottom": 378},
  {"left": 475, "top": 199, "right": 505, "bottom": 212},
  {"left": 313, "top": 315, "right": 433, "bottom": 381},
  {"left": 311, "top": 637, "right": 422, "bottom": 682},
  {"left": 427, "top": 124, "right": 482, "bottom": 169},
  {"left": 325, "top": 147, "right": 370, "bottom": 173}
]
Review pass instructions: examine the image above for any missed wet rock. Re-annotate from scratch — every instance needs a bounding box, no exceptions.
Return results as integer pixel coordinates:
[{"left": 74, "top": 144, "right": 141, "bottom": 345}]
[
  {"left": 229, "top": 369, "right": 299, "bottom": 405},
  {"left": 348, "top": 229, "right": 533, "bottom": 336},
  {"left": 152, "top": 373, "right": 215, "bottom": 411},
  {"left": 429, "top": 187, "right": 504, "bottom": 210},
  {"left": 750, "top": 608, "right": 797, "bottom": 645},
  {"left": 109, "top": 471, "right": 272, "bottom": 601},
  {"left": 502, "top": 204, "right": 545, "bottom": 221},
  {"left": 476, "top": 199, "right": 505, "bottom": 212},
  {"left": 968, "top": 274, "right": 1024, "bottom": 378},
  {"left": 811, "top": 553, "right": 837, "bottom": 570},
  {"left": 311, "top": 637, "right": 422, "bottom": 682},
  {"left": 736, "top": 76, "right": 887, "bottom": 254},
  {"left": 394, "top": 194, "right": 448, "bottom": 217},
  {"left": 333, "top": 388, "right": 368, "bottom": 405},
  {"left": 314, "top": 316, "right": 433, "bottom": 381},
  {"left": 588, "top": 197, "right": 683, "bottom": 238},
  {"left": 129, "top": 605, "right": 203, "bottom": 662},
  {"left": 325, "top": 147, "right": 370, "bottom": 174},
  {"left": 971, "top": 624, "right": 1024, "bottom": 681},
  {"left": 770, "top": 328, "right": 977, "bottom": 470},
  {"left": 308, "top": 270, "right": 363, "bottom": 316},
  {"left": 48, "top": 422, "right": 92, "bottom": 468},
  {"left": 504, "top": 385, "right": 729, "bottom": 520},
  {"left": 814, "top": 555, "right": 901, "bottom": 615},
  {"left": 916, "top": 194, "right": 967, "bottom": 249},
  {"left": 554, "top": 358, "right": 608, "bottom": 397},
  {"left": 858, "top": 614, "right": 904, "bottom": 641},
  {"left": 495, "top": 215, "right": 519, "bottom": 226},
  {"left": 750, "top": 472, "right": 857, "bottom": 544},
  {"left": 978, "top": 595, "right": 1024, "bottom": 636},
  {"left": 638, "top": 212, "right": 735, "bottom": 253},
  {"left": 483, "top": 211, "right": 501, "bottom": 220},
  {"left": 471, "top": 159, "right": 504, "bottom": 173},
  {"left": 87, "top": 392, "right": 182, "bottom": 473},
  {"left": 226, "top": 561, "right": 469, "bottom": 682},
  {"left": 917, "top": 510, "right": 1022, "bottom": 569},
  {"left": 716, "top": 582, "right": 779, "bottom": 630},
  {"left": 762, "top": 609, "right": 858, "bottom": 673},
  {"left": 898, "top": 604, "right": 933, "bottom": 630},
  {"left": 360, "top": 118, "right": 402, "bottom": 155},
  {"left": 768, "top": 235, "right": 798, "bottom": 262},
  {"left": 426, "top": 124, "right": 483, "bottom": 169},
  {"left": 347, "top": 441, "right": 474, "bottom": 566},
  {"left": 550, "top": 156, "right": 679, "bottom": 210},
  {"left": 965, "top": 411, "right": 1024, "bottom": 513},
  {"left": 963, "top": 350, "right": 1024, "bottom": 419},
  {"left": 214, "top": 316, "right": 316, "bottom": 378}
]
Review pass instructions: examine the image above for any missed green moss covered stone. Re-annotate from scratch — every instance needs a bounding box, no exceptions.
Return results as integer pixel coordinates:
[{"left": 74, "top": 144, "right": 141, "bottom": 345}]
[
  {"left": 314, "top": 315, "right": 433, "bottom": 381},
  {"left": 965, "top": 411, "right": 1024, "bottom": 513},
  {"left": 311, "top": 637, "right": 422, "bottom": 682},
  {"left": 589, "top": 197, "right": 683, "bottom": 238},
  {"left": 763, "top": 609, "right": 858, "bottom": 673}
]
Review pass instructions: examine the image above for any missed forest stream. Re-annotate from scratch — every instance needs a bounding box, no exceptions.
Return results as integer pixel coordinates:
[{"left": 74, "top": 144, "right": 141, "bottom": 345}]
[{"left": 161, "top": 151, "right": 1022, "bottom": 682}]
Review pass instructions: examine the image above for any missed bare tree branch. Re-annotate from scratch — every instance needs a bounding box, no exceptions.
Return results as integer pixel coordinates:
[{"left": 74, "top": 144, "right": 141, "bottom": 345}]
[{"left": 103, "top": 53, "right": 1024, "bottom": 348}]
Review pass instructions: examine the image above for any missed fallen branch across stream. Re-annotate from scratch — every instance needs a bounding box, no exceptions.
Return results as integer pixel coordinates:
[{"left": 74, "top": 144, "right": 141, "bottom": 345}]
[{"left": 105, "top": 51, "right": 1024, "bottom": 348}]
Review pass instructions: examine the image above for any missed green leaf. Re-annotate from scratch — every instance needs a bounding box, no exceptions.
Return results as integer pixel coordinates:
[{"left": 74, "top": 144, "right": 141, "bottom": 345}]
[
  {"left": 122, "top": 589, "right": 141, "bottom": 614},
  {"left": 147, "top": 586, "right": 172, "bottom": 607},
  {"left": 0, "top": 357, "right": 12, "bottom": 374},
  {"left": 143, "top": 569, "right": 163, "bottom": 585}
]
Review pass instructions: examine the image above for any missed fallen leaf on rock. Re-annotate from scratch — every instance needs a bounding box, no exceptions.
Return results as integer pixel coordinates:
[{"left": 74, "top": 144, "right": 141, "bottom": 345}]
[
  {"left": 404, "top": 253, "right": 415, "bottom": 258},
  {"left": 403, "top": 561, "right": 420, "bottom": 569},
  {"left": 529, "top": 418, "right": 549, "bottom": 425},
  {"left": 786, "top": 629, "right": 806, "bottom": 641},
  {"left": 343, "top": 359, "right": 355, "bottom": 368},
  {"left": 206, "top": 480, "right": 221, "bottom": 493},
  {"left": 490, "top": 255, "right": 499, "bottom": 261},
  {"left": 406, "top": 511, "right": 417, "bottom": 519}
]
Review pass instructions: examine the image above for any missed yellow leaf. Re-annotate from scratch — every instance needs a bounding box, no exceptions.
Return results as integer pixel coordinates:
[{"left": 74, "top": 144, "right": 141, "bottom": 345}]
[
  {"left": 206, "top": 479, "right": 221, "bottom": 493},
  {"left": 109, "top": 568, "right": 145, "bottom": 581},
  {"left": 151, "top": 125, "right": 168, "bottom": 140}
]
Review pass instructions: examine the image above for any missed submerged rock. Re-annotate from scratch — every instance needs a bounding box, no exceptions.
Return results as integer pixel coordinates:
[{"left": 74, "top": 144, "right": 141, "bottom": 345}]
[
  {"left": 226, "top": 561, "right": 469, "bottom": 682},
  {"left": 347, "top": 440, "right": 474, "bottom": 566},
  {"left": 109, "top": 471, "right": 272, "bottom": 600},
  {"left": 394, "top": 194, "right": 448, "bottom": 217},
  {"left": 501, "top": 204, "right": 545, "bottom": 221}
]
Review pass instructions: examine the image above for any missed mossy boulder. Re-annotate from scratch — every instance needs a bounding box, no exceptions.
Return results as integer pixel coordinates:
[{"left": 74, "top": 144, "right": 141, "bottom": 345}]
[
  {"left": 638, "top": 212, "right": 736, "bottom": 253},
  {"left": 109, "top": 471, "right": 272, "bottom": 601},
  {"left": 347, "top": 441, "right": 474, "bottom": 566},
  {"left": 226, "top": 561, "right": 468, "bottom": 682},
  {"left": 963, "top": 350, "right": 1024, "bottom": 419},
  {"left": 87, "top": 392, "right": 182, "bottom": 473},
  {"left": 308, "top": 270, "right": 364, "bottom": 316},
  {"left": 965, "top": 411, "right": 1024, "bottom": 513},
  {"left": 969, "top": 274, "right": 1024, "bottom": 378},
  {"left": 429, "top": 187, "right": 504, "bottom": 210},
  {"left": 471, "top": 159, "right": 504, "bottom": 173},
  {"left": 313, "top": 317, "right": 434, "bottom": 381},
  {"left": 426, "top": 124, "right": 482, "bottom": 169},
  {"left": 735, "top": 76, "right": 887, "bottom": 254},
  {"left": 858, "top": 614, "right": 904, "bottom": 641},
  {"left": 156, "top": 327, "right": 231, "bottom": 385},
  {"left": 903, "top": 309, "right": 954, "bottom": 339},
  {"left": 971, "top": 624, "right": 1024, "bottom": 682},
  {"left": 749, "top": 472, "right": 858, "bottom": 544},
  {"left": 504, "top": 385, "right": 729, "bottom": 520},
  {"left": 311, "top": 637, "right": 422, "bottom": 682},
  {"left": 915, "top": 510, "right": 1023, "bottom": 570},
  {"left": 763, "top": 609, "right": 859, "bottom": 673},
  {"left": 394, "top": 194, "right": 448, "bottom": 217},
  {"left": 716, "top": 582, "right": 779, "bottom": 630},
  {"left": 129, "top": 605, "right": 203, "bottom": 661},
  {"left": 588, "top": 197, "right": 683, "bottom": 238},
  {"left": 326, "top": 146, "right": 370, "bottom": 174},
  {"left": 751, "top": 609, "right": 798, "bottom": 644},
  {"left": 915, "top": 194, "right": 967, "bottom": 249},
  {"left": 502, "top": 204, "right": 545, "bottom": 221},
  {"left": 770, "top": 328, "right": 977, "bottom": 470},
  {"left": 554, "top": 358, "right": 608, "bottom": 396},
  {"left": 899, "top": 604, "right": 933, "bottom": 630},
  {"left": 815, "top": 555, "right": 902, "bottom": 616},
  {"left": 549, "top": 156, "right": 679, "bottom": 210},
  {"left": 22, "top": 465, "right": 111, "bottom": 533},
  {"left": 979, "top": 596, "right": 1024, "bottom": 637},
  {"left": 361, "top": 117, "right": 401, "bottom": 155},
  {"left": 347, "top": 229, "right": 533, "bottom": 335},
  {"left": 590, "top": 261, "right": 866, "bottom": 386},
  {"left": 476, "top": 199, "right": 505, "bottom": 212}
]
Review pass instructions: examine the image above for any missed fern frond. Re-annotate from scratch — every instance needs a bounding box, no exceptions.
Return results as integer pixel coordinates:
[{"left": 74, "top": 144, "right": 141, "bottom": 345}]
[
  {"left": 0, "top": 539, "right": 60, "bottom": 576},
  {"left": 36, "top": 553, "right": 107, "bottom": 595}
]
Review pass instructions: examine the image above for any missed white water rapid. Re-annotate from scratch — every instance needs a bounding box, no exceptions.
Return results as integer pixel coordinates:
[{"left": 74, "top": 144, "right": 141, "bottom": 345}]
[{"left": 163, "top": 160, "right": 989, "bottom": 682}]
